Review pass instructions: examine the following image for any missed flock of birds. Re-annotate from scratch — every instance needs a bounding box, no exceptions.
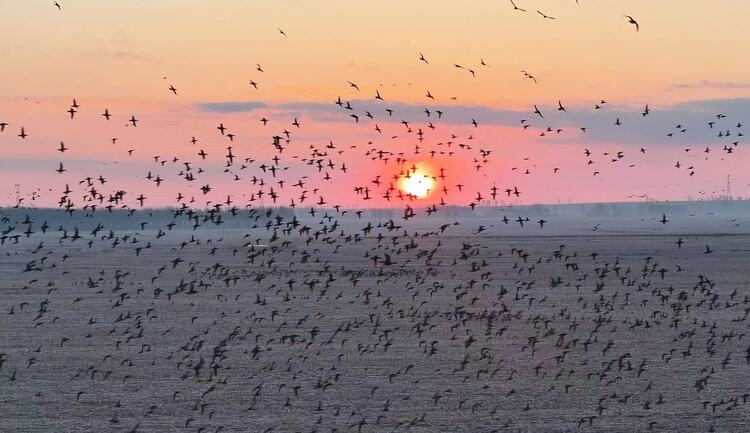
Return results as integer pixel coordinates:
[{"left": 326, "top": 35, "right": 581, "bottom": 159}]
[
  {"left": 508, "top": 0, "right": 640, "bottom": 30},
  {"left": 1, "top": 2, "right": 749, "bottom": 433}
]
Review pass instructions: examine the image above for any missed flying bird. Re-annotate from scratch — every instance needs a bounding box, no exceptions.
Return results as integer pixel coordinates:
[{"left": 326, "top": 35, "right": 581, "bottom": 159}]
[
  {"left": 510, "top": 0, "right": 526, "bottom": 12},
  {"left": 623, "top": 15, "right": 639, "bottom": 31},
  {"left": 537, "top": 10, "right": 555, "bottom": 20}
]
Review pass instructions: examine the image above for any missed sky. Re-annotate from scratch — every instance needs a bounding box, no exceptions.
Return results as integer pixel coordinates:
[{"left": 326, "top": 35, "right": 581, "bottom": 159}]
[{"left": 1, "top": 0, "right": 750, "bottom": 208}]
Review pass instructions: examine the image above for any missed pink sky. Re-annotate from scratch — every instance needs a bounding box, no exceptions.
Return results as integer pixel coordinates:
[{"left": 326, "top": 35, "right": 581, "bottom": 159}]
[{"left": 1, "top": 1, "right": 749, "bottom": 208}]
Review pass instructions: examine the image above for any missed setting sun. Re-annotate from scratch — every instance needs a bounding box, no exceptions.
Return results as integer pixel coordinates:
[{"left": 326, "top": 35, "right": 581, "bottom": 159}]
[{"left": 399, "top": 165, "right": 435, "bottom": 199}]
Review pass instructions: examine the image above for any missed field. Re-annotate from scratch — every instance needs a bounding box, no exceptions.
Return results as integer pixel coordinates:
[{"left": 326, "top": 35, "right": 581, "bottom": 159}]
[{"left": 1, "top": 210, "right": 750, "bottom": 433}]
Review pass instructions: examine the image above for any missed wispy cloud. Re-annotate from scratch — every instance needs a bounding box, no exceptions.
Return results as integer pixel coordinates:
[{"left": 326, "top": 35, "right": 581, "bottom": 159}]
[
  {"left": 198, "top": 101, "right": 267, "bottom": 112},
  {"left": 670, "top": 80, "right": 750, "bottom": 90},
  {"left": 671, "top": 97, "right": 750, "bottom": 113},
  {"left": 194, "top": 97, "right": 749, "bottom": 147},
  {"left": 111, "top": 50, "right": 150, "bottom": 61},
  {"left": 201, "top": 99, "right": 527, "bottom": 126},
  {"left": 87, "top": 50, "right": 150, "bottom": 62}
]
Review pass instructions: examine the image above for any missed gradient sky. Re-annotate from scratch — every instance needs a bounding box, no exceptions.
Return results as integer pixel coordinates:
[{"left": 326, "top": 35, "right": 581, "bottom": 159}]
[{"left": 2, "top": 1, "right": 750, "bottom": 208}]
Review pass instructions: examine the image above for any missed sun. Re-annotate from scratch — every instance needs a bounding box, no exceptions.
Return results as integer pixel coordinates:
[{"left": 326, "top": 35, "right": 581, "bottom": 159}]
[{"left": 399, "top": 166, "right": 435, "bottom": 198}]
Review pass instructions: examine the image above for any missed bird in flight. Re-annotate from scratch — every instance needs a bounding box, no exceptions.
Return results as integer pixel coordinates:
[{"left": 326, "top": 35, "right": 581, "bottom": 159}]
[
  {"left": 623, "top": 15, "right": 639, "bottom": 31},
  {"left": 510, "top": 0, "right": 526, "bottom": 12},
  {"left": 537, "top": 10, "right": 555, "bottom": 20},
  {"left": 521, "top": 70, "right": 537, "bottom": 84}
]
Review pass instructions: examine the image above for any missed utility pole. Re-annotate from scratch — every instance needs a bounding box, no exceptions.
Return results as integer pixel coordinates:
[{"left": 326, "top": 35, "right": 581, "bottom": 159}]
[{"left": 726, "top": 175, "right": 732, "bottom": 200}]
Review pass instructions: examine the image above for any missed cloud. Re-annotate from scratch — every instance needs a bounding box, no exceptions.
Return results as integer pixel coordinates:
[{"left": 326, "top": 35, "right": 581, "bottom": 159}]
[
  {"left": 196, "top": 99, "right": 524, "bottom": 123},
  {"left": 670, "top": 80, "right": 750, "bottom": 90},
  {"left": 672, "top": 97, "right": 750, "bottom": 113},
  {"left": 198, "top": 101, "right": 267, "bottom": 112},
  {"left": 85, "top": 50, "right": 150, "bottom": 61},
  {"left": 274, "top": 100, "right": 526, "bottom": 126},
  {"left": 194, "top": 97, "right": 749, "bottom": 147},
  {"left": 551, "top": 98, "right": 750, "bottom": 146},
  {"left": 111, "top": 50, "right": 150, "bottom": 61}
]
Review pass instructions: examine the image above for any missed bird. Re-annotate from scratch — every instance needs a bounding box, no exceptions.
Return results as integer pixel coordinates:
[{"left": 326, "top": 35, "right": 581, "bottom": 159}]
[
  {"left": 510, "top": 0, "right": 526, "bottom": 12},
  {"left": 521, "top": 70, "right": 537, "bottom": 84},
  {"left": 623, "top": 15, "right": 639, "bottom": 31},
  {"left": 537, "top": 10, "right": 555, "bottom": 20}
]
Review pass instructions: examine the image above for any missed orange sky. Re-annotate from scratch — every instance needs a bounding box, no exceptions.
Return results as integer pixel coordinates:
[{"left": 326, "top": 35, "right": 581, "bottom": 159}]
[
  {"left": 4, "top": 1, "right": 750, "bottom": 104},
  {"left": 1, "top": 1, "right": 749, "bottom": 207}
]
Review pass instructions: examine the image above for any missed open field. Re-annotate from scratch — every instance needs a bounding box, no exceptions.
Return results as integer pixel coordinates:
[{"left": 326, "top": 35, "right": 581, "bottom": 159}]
[{"left": 1, "top": 208, "right": 750, "bottom": 432}]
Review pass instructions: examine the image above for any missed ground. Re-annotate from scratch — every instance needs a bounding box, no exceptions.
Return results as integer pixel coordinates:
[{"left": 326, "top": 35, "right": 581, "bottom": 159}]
[{"left": 1, "top": 215, "right": 749, "bottom": 432}]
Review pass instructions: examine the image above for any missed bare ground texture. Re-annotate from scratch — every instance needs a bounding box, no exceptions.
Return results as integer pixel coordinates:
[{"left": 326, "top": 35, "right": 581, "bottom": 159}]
[{"left": 0, "top": 208, "right": 749, "bottom": 432}]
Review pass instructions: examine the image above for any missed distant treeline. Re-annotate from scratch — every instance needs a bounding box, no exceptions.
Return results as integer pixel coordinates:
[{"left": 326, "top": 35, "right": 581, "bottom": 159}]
[
  {"left": 1, "top": 200, "right": 748, "bottom": 231},
  {"left": 0, "top": 207, "right": 296, "bottom": 231},
  {"left": 469, "top": 200, "right": 750, "bottom": 219}
]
